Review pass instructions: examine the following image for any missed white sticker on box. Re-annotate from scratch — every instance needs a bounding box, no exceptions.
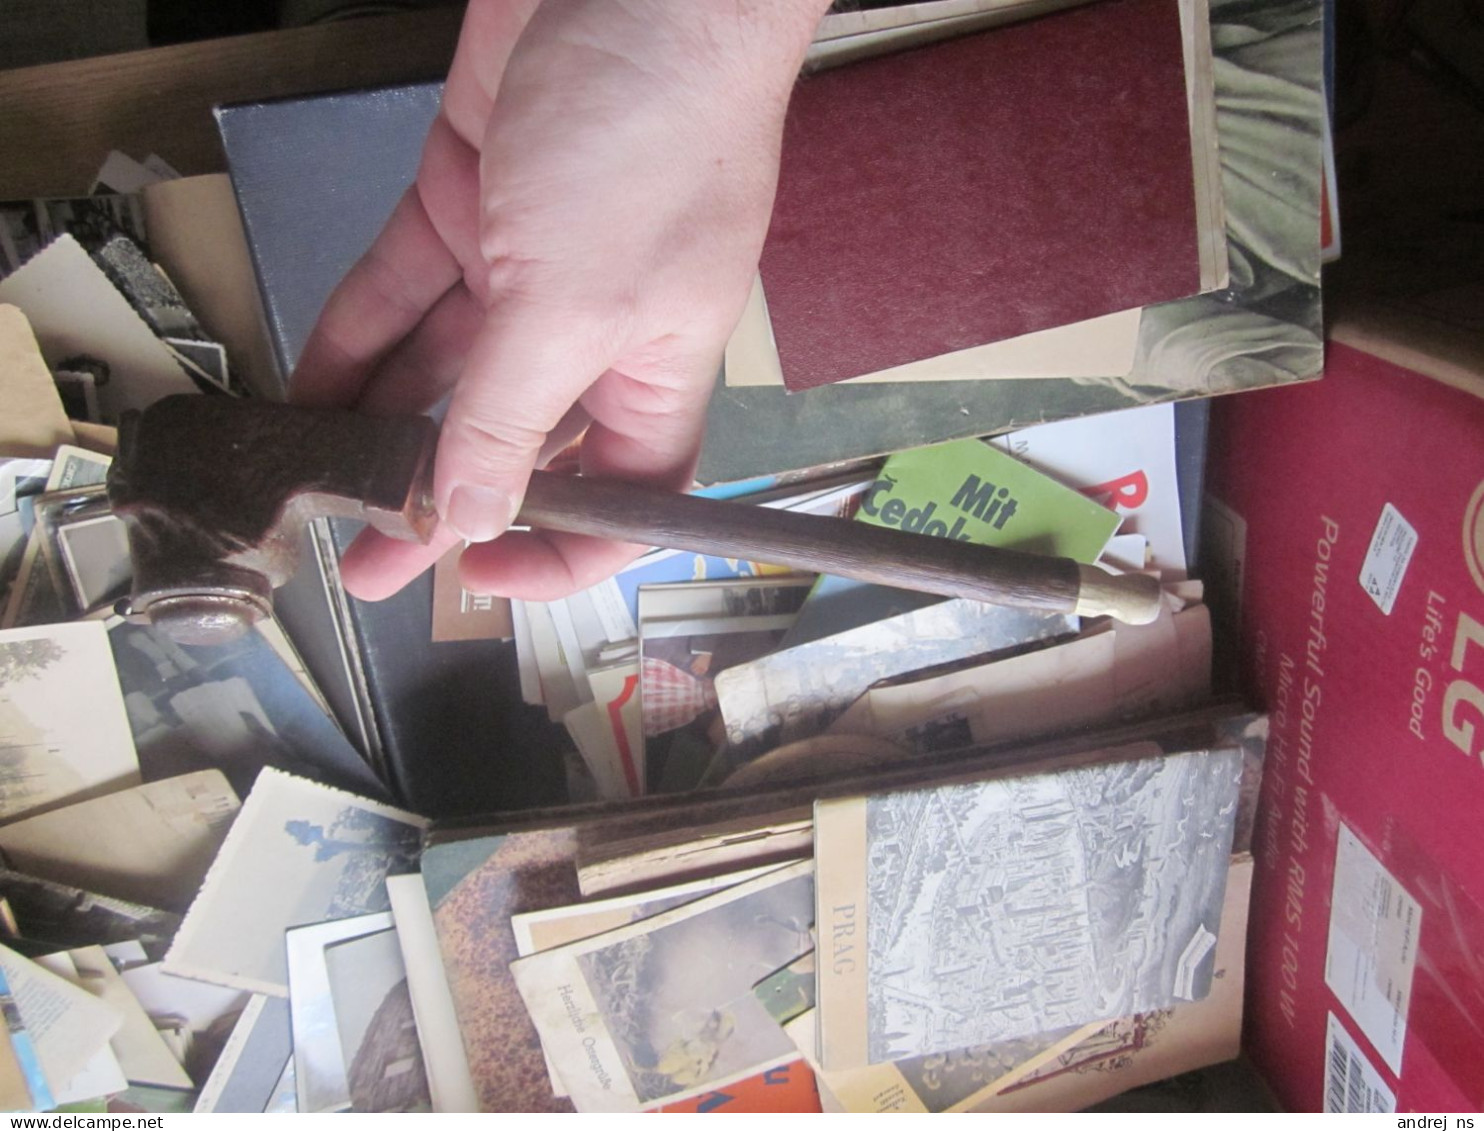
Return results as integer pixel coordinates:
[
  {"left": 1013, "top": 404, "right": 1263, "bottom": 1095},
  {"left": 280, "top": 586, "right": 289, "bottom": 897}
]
[
  {"left": 1324, "top": 1013, "right": 1397, "bottom": 1113},
  {"left": 1359, "top": 503, "right": 1418, "bottom": 615},
  {"left": 1323, "top": 825, "right": 1421, "bottom": 1075}
]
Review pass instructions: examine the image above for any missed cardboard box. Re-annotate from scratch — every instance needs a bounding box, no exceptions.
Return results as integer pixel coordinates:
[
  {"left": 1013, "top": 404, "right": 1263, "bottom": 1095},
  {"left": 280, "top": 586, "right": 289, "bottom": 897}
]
[{"left": 1204, "top": 320, "right": 1484, "bottom": 1112}]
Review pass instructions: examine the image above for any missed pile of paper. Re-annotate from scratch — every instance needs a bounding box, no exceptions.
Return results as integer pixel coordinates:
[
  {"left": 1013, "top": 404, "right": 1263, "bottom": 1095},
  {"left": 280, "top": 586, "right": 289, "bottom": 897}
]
[
  {"left": 0, "top": 0, "right": 1308, "bottom": 1104},
  {"left": 515, "top": 402, "right": 1205, "bottom": 804},
  {"left": 418, "top": 406, "right": 1264, "bottom": 1111},
  {"left": 408, "top": 704, "right": 1265, "bottom": 1112},
  {"left": 0, "top": 151, "right": 427, "bottom": 1114}
]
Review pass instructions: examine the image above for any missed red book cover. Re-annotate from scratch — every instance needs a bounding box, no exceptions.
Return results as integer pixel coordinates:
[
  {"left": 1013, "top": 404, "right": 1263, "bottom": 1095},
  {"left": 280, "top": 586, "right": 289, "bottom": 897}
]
[
  {"left": 761, "top": 0, "right": 1202, "bottom": 392},
  {"left": 1205, "top": 340, "right": 1484, "bottom": 1112}
]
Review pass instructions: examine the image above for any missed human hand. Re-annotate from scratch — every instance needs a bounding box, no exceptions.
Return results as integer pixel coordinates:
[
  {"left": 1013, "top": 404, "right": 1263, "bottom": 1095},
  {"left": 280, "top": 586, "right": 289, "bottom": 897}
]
[{"left": 291, "top": 0, "right": 829, "bottom": 602}]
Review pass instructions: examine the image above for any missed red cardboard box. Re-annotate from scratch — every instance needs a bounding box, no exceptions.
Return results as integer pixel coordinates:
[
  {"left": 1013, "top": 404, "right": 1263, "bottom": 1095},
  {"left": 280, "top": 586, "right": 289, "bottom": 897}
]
[{"left": 1205, "top": 322, "right": 1484, "bottom": 1113}]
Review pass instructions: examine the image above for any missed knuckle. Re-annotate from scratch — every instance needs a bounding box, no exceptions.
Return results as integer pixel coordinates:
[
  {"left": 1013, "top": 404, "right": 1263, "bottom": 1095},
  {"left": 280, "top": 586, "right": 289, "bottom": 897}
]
[{"left": 446, "top": 409, "right": 548, "bottom": 472}]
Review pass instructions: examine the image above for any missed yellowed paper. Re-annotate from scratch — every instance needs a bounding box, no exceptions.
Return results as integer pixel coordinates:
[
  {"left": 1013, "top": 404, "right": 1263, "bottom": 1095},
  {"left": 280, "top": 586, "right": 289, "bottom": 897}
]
[
  {"left": 141, "top": 174, "right": 281, "bottom": 401},
  {"left": 0, "top": 770, "right": 239, "bottom": 913},
  {"left": 812, "top": 796, "right": 869, "bottom": 1072},
  {"left": 67, "top": 946, "right": 193, "bottom": 1090},
  {"left": 575, "top": 815, "right": 812, "bottom": 899},
  {"left": 0, "top": 621, "right": 140, "bottom": 822},
  {"left": 0, "top": 305, "right": 73, "bottom": 459},
  {"left": 30, "top": 952, "right": 128, "bottom": 1104},
  {"left": 724, "top": 279, "right": 1141, "bottom": 388},
  {"left": 0, "top": 236, "right": 198, "bottom": 420},
  {"left": 969, "top": 855, "right": 1253, "bottom": 1111},
  {"left": 0, "top": 944, "right": 123, "bottom": 1093}
]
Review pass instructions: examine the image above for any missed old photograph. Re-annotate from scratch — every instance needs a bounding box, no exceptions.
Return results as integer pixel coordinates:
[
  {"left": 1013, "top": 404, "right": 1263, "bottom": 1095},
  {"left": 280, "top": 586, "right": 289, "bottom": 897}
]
[
  {"left": 285, "top": 912, "right": 392, "bottom": 1114},
  {"left": 31, "top": 486, "right": 128, "bottom": 618},
  {"left": 107, "top": 617, "right": 386, "bottom": 800},
  {"left": 0, "top": 621, "right": 139, "bottom": 822},
  {"left": 638, "top": 578, "right": 810, "bottom": 793},
  {"left": 165, "top": 769, "right": 423, "bottom": 996},
  {"left": 2, "top": 446, "right": 109, "bottom": 630},
  {"left": 324, "top": 926, "right": 430, "bottom": 1113}
]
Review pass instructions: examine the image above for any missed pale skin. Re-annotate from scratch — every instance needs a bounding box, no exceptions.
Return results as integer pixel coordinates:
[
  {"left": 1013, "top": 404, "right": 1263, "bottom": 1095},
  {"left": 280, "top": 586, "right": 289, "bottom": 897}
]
[{"left": 291, "top": 0, "right": 833, "bottom": 603}]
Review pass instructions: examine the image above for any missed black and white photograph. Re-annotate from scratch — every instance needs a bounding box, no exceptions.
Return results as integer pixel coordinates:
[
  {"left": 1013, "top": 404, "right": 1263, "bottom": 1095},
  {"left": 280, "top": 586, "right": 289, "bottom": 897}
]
[
  {"left": 714, "top": 599, "right": 1075, "bottom": 771},
  {"left": 323, "top": 926, "right": 430, "bottom": 1114},
  {"left": 284, "top": 912, "right": 393, "bottom": 1114},
  {"left": 164, "top": 769, "right": 422, "bottom": 997},
  {"left": 0, "top": 621, "right": 139, "bottom": 822},
  {"left": 31, "top": 485, "right": 129, "bottom": 618},
  {"left": 107, "top": 617, "right": 387, "bottom": 799}
]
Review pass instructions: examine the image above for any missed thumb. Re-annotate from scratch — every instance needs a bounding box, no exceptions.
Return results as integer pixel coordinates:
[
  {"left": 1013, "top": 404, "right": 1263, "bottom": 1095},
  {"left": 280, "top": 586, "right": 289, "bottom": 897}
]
[{"left": 434, "top": 305, "right": 603, "bottom": 542}]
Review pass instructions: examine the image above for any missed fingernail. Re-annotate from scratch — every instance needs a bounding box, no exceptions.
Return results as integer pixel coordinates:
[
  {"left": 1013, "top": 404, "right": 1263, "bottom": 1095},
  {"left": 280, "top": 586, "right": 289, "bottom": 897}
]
[{"left": 444, "top": 484, "right": 513, "bottom": 543}]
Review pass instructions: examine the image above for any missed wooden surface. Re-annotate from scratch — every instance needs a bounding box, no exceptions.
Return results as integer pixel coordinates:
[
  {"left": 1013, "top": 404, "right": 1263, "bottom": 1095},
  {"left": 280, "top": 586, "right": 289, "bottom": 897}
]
[
  {"left": 0, "top": 5, "right": 463, "bottom": 199},
  {"left": 519, "top": 469, "right": 1090, "bottom": 618}
]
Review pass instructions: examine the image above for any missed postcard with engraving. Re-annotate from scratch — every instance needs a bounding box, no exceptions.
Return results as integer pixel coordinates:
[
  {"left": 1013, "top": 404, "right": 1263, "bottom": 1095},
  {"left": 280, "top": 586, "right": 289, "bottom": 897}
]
[
  {"left": 784, "top": 1007, "right": 1099, "bottom": 1114},
  {"left": 510, "top": 860, "right": 814, "bottom": 1112},
  {"left": 814, "top": 746, "right": 1243, "bottom": 1068},
  {"left": 975, "top": 856, "right": 1253, "bottom": 1113},
  {"left": 638, "top": 577, "right": 811, "bottom": 794},
  {"left": 713, "top": 599, "right": 1076, "bottom": 771},
  {"left": 0, "top": 621, "right": 140, "bottom": 822},
  {"left": 165, "top": 768, "right": 424, "bottom": 997}
]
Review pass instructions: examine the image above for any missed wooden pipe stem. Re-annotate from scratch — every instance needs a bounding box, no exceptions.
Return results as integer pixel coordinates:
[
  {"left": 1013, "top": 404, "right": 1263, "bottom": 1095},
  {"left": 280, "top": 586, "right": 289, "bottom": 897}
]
[{"left": 516, "top": 471, "right": 1163, "bottom": 625}]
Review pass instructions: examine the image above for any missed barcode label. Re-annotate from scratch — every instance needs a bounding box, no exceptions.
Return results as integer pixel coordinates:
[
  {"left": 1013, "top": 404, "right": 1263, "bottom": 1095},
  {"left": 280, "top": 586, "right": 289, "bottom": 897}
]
[
  {"left": 1324, "top": 1013, "right": 1396, "bottom": 1113},
  {"left": 1324, "top": 826, "right": 1420, "bottom": 1074},
  {"left": 1359, "top": 502, "right": 1418, "bottom": 615}
]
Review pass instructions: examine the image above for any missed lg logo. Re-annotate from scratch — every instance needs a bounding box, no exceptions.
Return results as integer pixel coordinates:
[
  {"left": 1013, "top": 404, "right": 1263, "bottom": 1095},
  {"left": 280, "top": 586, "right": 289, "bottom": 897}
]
[
  {"left": 1441, "top": 478, "right": 1484, "bottom": 765},
  {"left": 1465, "top": 479, "right": 1484, "bottom": 598}
]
